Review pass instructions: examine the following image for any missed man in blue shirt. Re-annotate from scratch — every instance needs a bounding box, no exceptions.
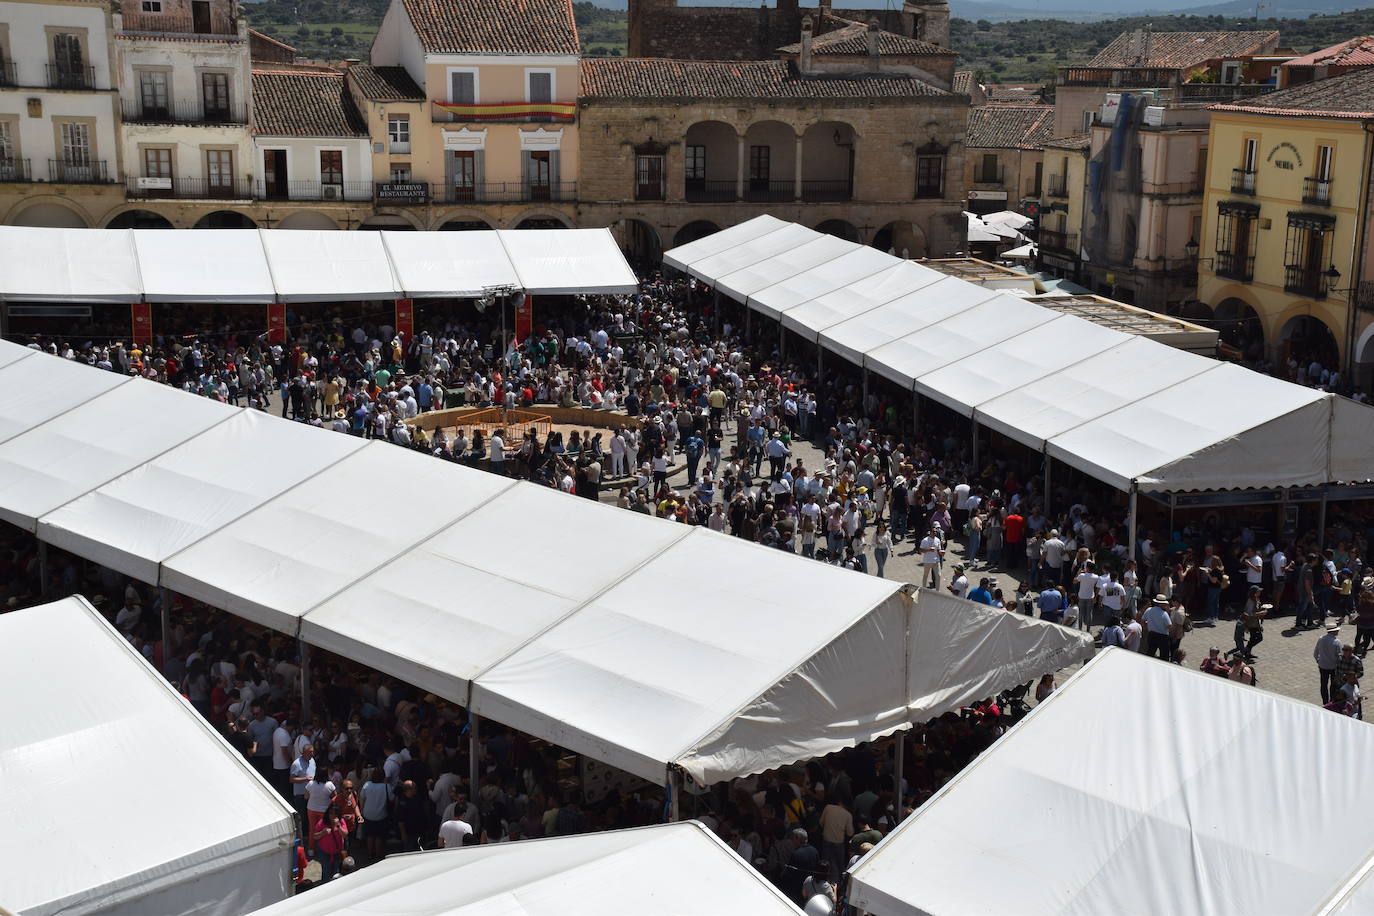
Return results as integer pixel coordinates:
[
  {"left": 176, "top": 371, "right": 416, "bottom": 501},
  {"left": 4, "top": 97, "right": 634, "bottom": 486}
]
[
  {"left": 1037, "top": 584, "right": 1066, "bottom": 624},
  {"left": 684, "top": 433, "right": 704, "bottom": 485},
  {"left": 967, "top": 577, "right": 995, "bottom": 606}
]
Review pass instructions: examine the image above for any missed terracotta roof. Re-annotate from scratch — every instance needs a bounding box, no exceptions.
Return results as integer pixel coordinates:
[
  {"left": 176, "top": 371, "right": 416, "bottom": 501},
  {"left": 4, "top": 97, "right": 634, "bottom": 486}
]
[
  {"left": 966, "top": 105, "right": 1055, "bottom": 149},
  {"left": 1210, "top": 65, "right": 1374, "bottom": 120},
  {"left": 347, "top": 64, "right": 425, "bottom": 101},
  {"left": 985, "top": 84, "right": 1044, "bottom": 103},
  {"left": 402, "top": 0, "right": 578, "bottom": 55},
  {"left": 580, "top": 58, "right": 950, "bottom": 100},
  {"left": 1282, "top": 36, "right": 1374, "bottom": 69},
  {"left": 1090, "top": 30, "right": 1278, "bottom": 69},
  {"left": 252, "top": 69, "right": 369, "bottom": 136},
  {"left": 953, "top": 70, "right": 973, "bottom": 94},
  {"left": 1044, "top": 134, "right": 1091, "bottom": 150},
  {"left": 776, "top": 19, "right": 949, "bottom": 57},
  {"left": 247, "top": 28, "right": 296, "bottom": 53}
]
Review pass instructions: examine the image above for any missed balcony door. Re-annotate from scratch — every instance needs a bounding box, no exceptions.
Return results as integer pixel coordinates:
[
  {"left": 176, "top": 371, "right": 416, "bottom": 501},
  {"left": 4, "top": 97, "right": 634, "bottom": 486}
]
[
  {"left": 52, "top": 33, "right": 83, "bottom": 86},
  {"left": 59, "top": 122, "right": 91, "bottom": 180},
  {"left": 143, "top": 147, "right": 172, "bottom": 198},
  {"left": 262, "top": 148, "right": 287, "bottom": 199},
  {"left": 206, "top": 149, "right": 234, "bottom": 198},
  {"left": 202, "top": 72, "right": 230, "bottom": 122},
  {"left": 525, "top": 150, "right": 551, "bottom": 200},
  {"left": 450, "top": 150, "right": 476, "bottom": 201},
  {"left": 192, "top": 1, "right": 212, "bottom": 34},
  {"left": 139, "top": 71, "right": 169, "bottom": 120}
]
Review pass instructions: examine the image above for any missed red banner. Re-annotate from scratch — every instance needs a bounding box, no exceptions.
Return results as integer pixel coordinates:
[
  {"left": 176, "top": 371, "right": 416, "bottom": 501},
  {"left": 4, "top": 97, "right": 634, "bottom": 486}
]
[
  {"left": 131, "top": 302, "right": 152, "bottom": 348},
  {"left": 267, "top": 303, "right": 287, "bottom": 345},
  {"left": 395, "top": 298, "right": 414, "bottom": 342},
  {"left": 514, "top": 294, "right": 532, "bottom": 343}
]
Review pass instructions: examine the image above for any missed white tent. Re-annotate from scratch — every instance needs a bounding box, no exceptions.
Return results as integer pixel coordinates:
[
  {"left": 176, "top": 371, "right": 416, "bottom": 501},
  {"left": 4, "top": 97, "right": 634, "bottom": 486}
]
[
  {"left": 780, "top": 261, "right": 945, "bottom": 342},
  {"left": 660, "top": 213, "right": 790, "bottom": 272},
  {"left": 381, "top": 230, "right": 520, "bottom": 298},
  {"left": 848, "top": 647, "right": 1374, "bottom": 916},
  {"left": 246, "top": 822, "right": 804, "bottom": 916},
  {"left": 745, "top": 246, "right": 894, "bottom": 321},
  {"left": 715, "top": 234, "right": 859, "bottom": 303},
  {"left": 260, "top": 229, "right": 401, "bottom": 302},
  {"left": 0, "top": 226, "right": 142, "bottom": 303},
  {"left": 687, "top": 222, "right": 822, "bottom": 285},
  {"left": 499, "top": 228, "right": 640, "bottom": 295},
  {"left": 0, "top": 596, "right": 294, "bottom": 916},
  {"left": 133, "top": 229, "right": 276, "bottom": 304},
  {"left": 0, "top": 348, "right": 129, "bottom": 445},
  {"left": 0, "top": 336, "right": 37, "bottom": 367},
  {"left": 821, "top": 278, "right": 998, "bottom": 369}
]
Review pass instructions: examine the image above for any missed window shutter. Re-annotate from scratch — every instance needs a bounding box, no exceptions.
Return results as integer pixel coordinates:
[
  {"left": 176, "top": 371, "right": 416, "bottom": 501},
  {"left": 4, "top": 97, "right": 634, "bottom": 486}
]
[
  {"left": 549, "top": 150, "right": 560, "bottom": 191},
  {"left": 474, "top": 149, "right": 485, "bottom": 190},
  {"left": 452, "top": 72, "right": 475, "bottom": 104}
]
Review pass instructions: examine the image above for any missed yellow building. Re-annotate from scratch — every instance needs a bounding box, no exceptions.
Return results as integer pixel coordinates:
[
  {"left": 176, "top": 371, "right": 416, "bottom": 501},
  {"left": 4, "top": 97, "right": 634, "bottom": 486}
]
[
  {"left": 1198, "top": 67, "right": 1374, "bottom": 377},
  {"left": 1038, "top": 134, "right": 1089, "bottom": 281},
  {"left": 354, "top": 0, "right": 582, "bottom": 229}
]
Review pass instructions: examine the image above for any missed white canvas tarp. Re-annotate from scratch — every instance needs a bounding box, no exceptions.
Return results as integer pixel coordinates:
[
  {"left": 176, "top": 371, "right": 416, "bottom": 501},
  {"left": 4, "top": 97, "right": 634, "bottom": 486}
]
[
  {"left": 747, "top": 244, "right": 896, "bottom": 320},
  {"left": 133, "top": 229, "right": 275, "bottom": 304},
  {"left": 0, "top": 226, "right": 143, "bottom": 303},
  {"left": 0, "top": 596, "right": 293, "bottom": 916},
  {"left": 261, "top": 229, "right": 401, "bottom": 302},
  {"left": 499, "top": 228, "right": 640, "bottom": 295},
  {"left": 686, "top": 222, "right": 821, "bottom": 285},
  {"left": 848, "top": 648, "right": 1374, "bottom": 916},
  {"left": 0, "top": 337, "right": 37, "bottom": 367},
  {"left": 0, "top": 350, "right": 128, "bottom": 445},
  {"left": 661, "top": 214, "right": 789, "bottom": 273},
  {"left": 715, "top": 234, "right": 859, "bottom": 303},
  {"left": 246, "top": 822, "right": 804, "bottom": 916},
  {"left": 780, "top": 261, "right": 945, "bottom": 342},
  {"left": 821, "top": 278, "right": 998, "bottom": 369},
  {"left": 382, "top": 230, "right": 520, "bottom": 299}
]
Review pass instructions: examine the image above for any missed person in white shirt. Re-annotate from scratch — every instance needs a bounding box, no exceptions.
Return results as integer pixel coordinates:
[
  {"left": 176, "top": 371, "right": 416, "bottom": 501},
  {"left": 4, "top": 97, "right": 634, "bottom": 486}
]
[
  {"left": 1243, "top": 547, "right": 1264, "bottom": 587},
  {"left": 919, "top": 527, "right": 943, "bottom": 588},
  {"left": 948, "top": 565, "right": 969, "bottom": 599},
  {"left": 1041, "top": 530, "right": 1067, "bottom": 584},
  {"left": 1074, "top": 563, "right": 1099, "bottom": 628},
  {"left": 437, "top": 811, "right": 474, "bottom": 848}
]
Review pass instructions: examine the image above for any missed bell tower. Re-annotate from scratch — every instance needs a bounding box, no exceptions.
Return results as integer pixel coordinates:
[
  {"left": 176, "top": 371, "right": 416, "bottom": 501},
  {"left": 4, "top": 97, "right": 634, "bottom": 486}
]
[{"left": 904, "top": 0, "right": 949, "bottom": 48}]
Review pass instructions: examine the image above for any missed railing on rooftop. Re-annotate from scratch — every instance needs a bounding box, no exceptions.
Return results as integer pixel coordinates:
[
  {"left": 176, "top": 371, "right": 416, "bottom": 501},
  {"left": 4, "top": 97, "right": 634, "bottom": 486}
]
[{"left": 118, "top": 11, "right": 241, "bottom": 37}]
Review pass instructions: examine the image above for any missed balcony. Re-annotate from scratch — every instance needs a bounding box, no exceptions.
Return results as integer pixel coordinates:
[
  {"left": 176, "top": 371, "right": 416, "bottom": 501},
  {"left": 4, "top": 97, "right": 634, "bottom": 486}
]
[
  {"left": 126, "top": 176, "right": 251, "bottom": 199},
  {"left": 1047, "top": 176, "right": 1068, "bottom": 199},
  {"left": 438, "top": 181, "right": 576, "bottom": 204},
  {"left": 257, "top": 181, "right": 373, "bottom": 202},
  {"left": 118, "top": 10, "right": 241, "bottom": 37},
  {"left": 1231, "top": 168, "right": 1256, "bottom": 195},
  {"left": 1039, "top": 229, "right": 1078, "bottom": 254},
  {"left": 431, "top": 100, "right": 575, "bottom": 124},
  {"left": 972, "top": 165, "right": 1005, "bottom": 186},
  {"left": 374, "top": 181, "right": 429, "bottom": 204},
  {"left": 0, "top": 62, "right": 15, "bottom": 88},
  {"left": 49, "top": 159, "right": 113, "bottom": 183},
  {"left": 0, "top": 159, "right": 32, "bottom": 182},
  {"left": 744, "top": 180, "right": 794, "bottom": 203},
  {"left": 685, "top": 179, "right": 736, "bottom": 203},
  {"left": 1216, "top": 251, "right": 1255, "bottom": 282},
  {"left": 800, "top": 179, "right": 851, "bottom": 202},
  {"left": 1056, "top": 66, "right": 1177, "bottom": 88},
  {"left": 122, "top": 98, "right": 248, "bottom": 126},
  {"left": 46, "top": 64, "right": 97, "bottom": 90},
  {"left": 1303, "top": 177, "right": 1332, "bottom": 207},
  {"left": 1358, "top": 281, "right": 1374, "bottom": 313},
  {"left": 1285, "top": 265, "right": 1329, "bottom": 300}
]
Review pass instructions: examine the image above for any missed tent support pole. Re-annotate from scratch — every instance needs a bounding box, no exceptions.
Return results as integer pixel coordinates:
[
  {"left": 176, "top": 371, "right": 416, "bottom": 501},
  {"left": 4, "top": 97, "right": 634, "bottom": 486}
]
[
  {"left": 971, "top": 419, "right": 980, "bottom": 471},
  {"left": 298, "top": 639, "right": 311, "bottom": 720},
  {"left": 862, "top": 368, "right": 869, "bottom": 409},
  {"left": 669, "top": 769, "right": 681, "bottom": 822},
  {"left": 912, "top": 391, "right": 920, "bottom": 437},
  {"left": 893, "top": 730, "right": 905, "bottom": 812},
  {"left": 1042, "top": 451, "right": 1052, "bottom": 519},
  {"left": 779, "top": 321, "right": 786, "bottom": 360},
  {"left": 469, "top": 712, "right": 481, "bottom": 830},
  {"left": 745, "top": 306, "right": 751, "bottom": 339},
  {"left": 817, "top": 344, "right": 823, "bottom": 385},
  {"left": 713, "top": 289, "right": 720, "bottom": 334},
  {"left": 1127, "top": 483, "right": 1139, "bottom": 566},
  {"left": 37, "top": 541, "right": 49, "bottom": 597},
  {"left": 1169, "top": 493, "right": 1176, "bottom": 541},
  {"left": 1318, "top": 493, "right": 1329, "bottom": 548},
  {"left": 160, "top": 587, "right": 171, "bottom": 677}
]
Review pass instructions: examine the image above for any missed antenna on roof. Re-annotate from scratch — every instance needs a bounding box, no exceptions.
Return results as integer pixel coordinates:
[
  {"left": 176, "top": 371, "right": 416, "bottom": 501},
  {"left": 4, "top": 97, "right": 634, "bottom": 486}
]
[{"left": 1254, "top": 2, "right": 1270, "bottom": 19}]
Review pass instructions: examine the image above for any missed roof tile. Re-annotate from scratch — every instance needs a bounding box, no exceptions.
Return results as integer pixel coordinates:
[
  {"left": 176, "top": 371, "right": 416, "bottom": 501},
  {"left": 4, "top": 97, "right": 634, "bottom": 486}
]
[
  {"left": 966, "top": 105, "right": 1055, "bottom": 149},
  {"left": 1091, "top": 30, "right": 1278, "bottom": 69},
  {"left": 1282, "top": 36, "right": 1374, "bottom": 69},
  {"left": 579, "top": 58, "right": 949, "bottom": 100},
  {"left": 777, "top": 18, "right": 950, "bottom": 57},
  {"left": 402, "top": 0, "right": 578, "bottom": 55},
  {"left": 347, "top": 64, "right": 425, "bottom": 101},
  {"left": 1210, "top": 64, "right": 1374, "bottom": 119},
  {"left": 252, "top": 69, "right": 369, "bottom": 137}
]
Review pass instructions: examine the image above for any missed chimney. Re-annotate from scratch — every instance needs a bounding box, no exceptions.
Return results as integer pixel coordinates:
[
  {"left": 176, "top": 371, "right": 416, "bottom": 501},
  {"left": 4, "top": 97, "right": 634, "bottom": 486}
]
[
  {"left": 800, "top": 14, "right": 814, "bottom": 74},
  {"left": 867, "top": 18, "right": 880, "bottom": 71},
  {"left": 819, "top": 0, "right": 831, "bottom": 16}
]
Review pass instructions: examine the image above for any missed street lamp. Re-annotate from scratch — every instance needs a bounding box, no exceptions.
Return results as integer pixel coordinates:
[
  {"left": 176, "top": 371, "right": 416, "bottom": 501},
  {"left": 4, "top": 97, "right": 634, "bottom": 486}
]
[{"left": 1184, "top": 237, "right": 1199, "bottom": 259}]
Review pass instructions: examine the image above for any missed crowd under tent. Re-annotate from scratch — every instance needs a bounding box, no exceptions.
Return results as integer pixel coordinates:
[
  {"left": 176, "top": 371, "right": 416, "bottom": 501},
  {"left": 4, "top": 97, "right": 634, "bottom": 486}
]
[
  {"left": 665, "top": 217, "right": 1374, "bottom": 546},
  {"left": 0, "top": 340, "right": 1093, "bottom": 793},
  {"left": 0, "top": 596, "right": 294, "bottom": 916},
  {"left": 0, "top": 225, "right": 638, "bottom": 305},
  {"left": 247, "top": 822, "right": 804, "bottom": 916},
  {"left": 847, "top": 648, "right": 1374, "bottom": 916}
]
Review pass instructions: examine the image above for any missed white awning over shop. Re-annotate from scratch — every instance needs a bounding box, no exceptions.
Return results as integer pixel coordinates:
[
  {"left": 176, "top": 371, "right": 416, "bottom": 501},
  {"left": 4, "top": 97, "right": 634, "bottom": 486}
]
[
  {"left": 381, "top": 230, "right": 520, "bottom": 298},
  {"left": 747, "top": 244, "right": 896, "bottom": 320},
  {"left": 133, "top": 229, "right": 275, "bottom": 304},
  {"left": 260, "top": 229, "right": 401, "bottom": 302},
  {"left": 660, "top": 214, "right": 790, "bottom": 273},
  {"left": 499, "top": 228, "right": 640, "bottom": 295},
  {"left": 0, "top": 226, "right": 143, "bottom": 303}
]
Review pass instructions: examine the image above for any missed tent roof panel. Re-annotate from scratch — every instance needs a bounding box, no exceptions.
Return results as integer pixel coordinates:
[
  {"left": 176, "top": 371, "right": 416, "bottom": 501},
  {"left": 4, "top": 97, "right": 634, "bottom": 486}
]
[
  {"left": 746, "top": 245, "right": 898, "bottom": 320},
  {"left": 849, "top": 648, "right": 1374, "bottom": 916},
  {"left": 862, "top": 292, "right": 1052, "bottom": 387},
  {"left": 161, "top": 442, "right": 511, "bottom": 634},
  {"left": 661, "top": 214, "right": 789, "bottom": 272},
  {"left": 498, "top": 228, "right": 640, "bottom": 295},
  {"left": 0, "top": 378, "right": 237, "bottom": 531},
  {"left": 261, "top": 229, "right": 400, "bottom": 302},
  {"left": 0, "top": 338, "right": 37, "bottom": 367},
  {"left": 780, "top": 261, "right": 946, "bottom": 341},
  {"left": 248, "top": 822, "right": 804, "bottom": 916},
  {"left": 0, "top": 597, "right": 293, "bottom": 916},
  {"left": 0, "top": 352, "right": 129, "bottom": 446},
  {"left": 819, "top": 277, "right": 998, "bottom": 367},
  {"left": 716, "top": 235, "right": 859, "bottom": 302},
  {"left": 686, "top": 223, "right": 821, "bottom": 284},
  {"left": 37, "top": 410, "right": 364, "bottom": 584},
  {"left": 133, "top": 229, "right": 275, "bottom": 303},
  {"left": 915, "top": 313, "right": 1129, "bottom": 416},
  {"left": 1331, "top": 395, "right": 1374, "bottom": 483},
  {"left": 381, "top": 230, "right": 520, "bottom": 298},
  {"left": 0, "top": 226, "right": 142, "bottom": 303}
]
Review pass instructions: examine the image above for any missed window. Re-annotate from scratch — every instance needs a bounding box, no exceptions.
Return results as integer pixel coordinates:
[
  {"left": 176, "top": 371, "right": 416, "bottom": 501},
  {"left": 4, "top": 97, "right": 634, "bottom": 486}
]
[
  {"left": 319, "top": 150, "right": 342, "bottom": 185},
  {"left": 139, "top": 71, "right": 168, "bottom": 118},
  {"left": 202, "top": 72, "right": 230, "bottom": 120},
  {"left": 60, "top": 121, "right": 90, "bottom": 166},
  {"left": 685, "top": 144, "right": 705, "bottom": 183},
  {"left": 1317, "top": 144, "right": 1333, "bottom": 181},
  {"left": 636, "top": 154, "right": 664, "bottom": 201},
  {"left": 916, "top": 141, "right": 945, "bottom": 199},
  {"left": 206, "top": 149, "right": 234, "bottom": 195},
  {"left": 527, "top": 70, "right": 552, "bottom": 103},
  {"left": 526, "top": 149, "right": 551, "bottom": 199},
  {"left": 51, "top": 33, "right": 84, "bottom": 87},
  {"left": 977, "top": 153, "right": 1000, "bottom": 183},
  {"left": 450, "top": 70, "right": 475, "bottom": 105},
  {"left": 1214, "top": 201, "right": 1259, "bottom": 281},
  {"left": 143, "top": 147, "right": 170, "bottom": 177},
  {"left": 1243, "top": 137, "right": 1258, "bottom": 171},
  {"left": 0, "top": 120, "right": 15, "bottom": 179},
  {"left": 390, "top": 164, "right": 411, "bottom": 183},
  {"left": 1221, "top": 62, "right": 1240, "bottom": 84},
  {"left": 749, "top": 145, "right": 769, "bottom": 189},
  {"left": 1031, "top": 161, "right": 1043, "bottom": 197},
  {"left": 451, "top": 150, "right": 476, "bottom": 201},
  {"left": 140, "top": 0, "right": 162, "bottom": 11},
  {"left": 1284, "top": 212, "right": 1335, "bottom": 299},
  {"left": 387, "top": 115, "right": 410, "bottom": 153}
]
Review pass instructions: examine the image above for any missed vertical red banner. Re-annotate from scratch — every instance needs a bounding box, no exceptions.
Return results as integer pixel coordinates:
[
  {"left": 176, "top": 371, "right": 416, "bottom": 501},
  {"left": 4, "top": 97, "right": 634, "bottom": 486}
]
[
  {"left": 395, "top": 298, "right": 414, "bottom": 342},
  {"left": 514, "top": 294, "right": 532, "bottom": 343},
  {"left": 267, "top": 303, "right": 287, "bottom": 344},
  {"left": 130, "top": 302, "right": 152, "bottom": 348}
]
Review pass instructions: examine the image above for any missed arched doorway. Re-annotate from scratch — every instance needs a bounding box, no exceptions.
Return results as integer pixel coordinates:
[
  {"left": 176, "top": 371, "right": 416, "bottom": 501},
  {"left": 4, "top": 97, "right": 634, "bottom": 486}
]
[
  {"left": 440, "top": 219, "right": 492, "bottom": 231},
  {"left": 683, "top": 121, "right": 739, "bottom": 202},
  {"left": 801, "top": 121, "right": 856, "bottom": 201},
  {"left": 1212, "top": 297, "right": 1263, "bottom": 360},
  {"left": 193, "top": 210, "right": 256, "bottom": 229},
  {"left": 107, "top": 209, "right": 174, "bottom": 229},
  {"left": 514, "top": 217, "right": 569, "bottom": 230},
  {"left": 742, "top": 120, "right": 796, "bottom": 201},
  {"left": 1171, "top": 301, "right": 1213, "bottom": 323},
  {"left": 1279, "top": 314, "right": 1339, "bottom": 374},
  {"left": 612, "top": 219, "right": 661, "bottom": 267},
  {"left": 10, "top": 201, "right": 86, "bottom": 227},
  {"left": 673, "top": 220, "right": 720, "bottom": 248},
  {"left": 816, "top": 219, "right": 862, "bottom": 243},
  {"left": 275, "top": 211, "right": 339, "bottom": 230},
  {"left": 872, "top": 221, "right": 926, "bottom": 258}
]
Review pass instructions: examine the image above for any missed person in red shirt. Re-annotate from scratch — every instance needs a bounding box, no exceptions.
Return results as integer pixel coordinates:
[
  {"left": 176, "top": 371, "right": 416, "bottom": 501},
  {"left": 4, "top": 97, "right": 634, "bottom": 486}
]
[{"left": 1003, "top": 510, "right": 1025, "bottom": 569}]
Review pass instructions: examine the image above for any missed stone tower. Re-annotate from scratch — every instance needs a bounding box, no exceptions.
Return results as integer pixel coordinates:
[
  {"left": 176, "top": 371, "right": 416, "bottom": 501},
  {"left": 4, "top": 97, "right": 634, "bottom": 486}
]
[{"left": 904, "top": 0, "right": 949, "bottom": 48}]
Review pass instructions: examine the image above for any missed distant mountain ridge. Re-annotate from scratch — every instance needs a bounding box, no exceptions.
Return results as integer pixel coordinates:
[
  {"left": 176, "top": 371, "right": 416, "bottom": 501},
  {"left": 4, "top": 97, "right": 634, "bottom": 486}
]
[{"left": 573, "top": 0, "right": 1374, "bottom": 20}]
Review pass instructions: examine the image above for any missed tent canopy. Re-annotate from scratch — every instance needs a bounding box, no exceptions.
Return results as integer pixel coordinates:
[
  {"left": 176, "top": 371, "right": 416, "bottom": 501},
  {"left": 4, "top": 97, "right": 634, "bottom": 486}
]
[
  {"left": 3, "top": 349, "right": 1093, "bottom": 788},
  {"left": 246, "top": 822, "right": 805, "bottom": 916},
  {"left": 0, "top": 597, "right": 293, "bottom": 916},
  {"left": 0, "top": 227, "right": 637, "bottom": 303},
  {"left": 665, "top": 218, "right": 1374, "bottom": 494},
  {"left": 848, "top": 648, "right": 1374, "bottom": 916}
]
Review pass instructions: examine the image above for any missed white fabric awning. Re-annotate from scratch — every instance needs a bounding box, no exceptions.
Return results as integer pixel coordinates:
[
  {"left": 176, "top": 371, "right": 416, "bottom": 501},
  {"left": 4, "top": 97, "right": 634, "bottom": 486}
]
[
  {"left": 246, "top": 822, "right": 805, "bottom": 916},
  {"left": 0, "top": 597, "right": 294, "bottom": 916},
  {"left": 746, "top": 245, "right": 896, "bottom": 320},
  {"left": 382, "top": 230, "right": 520, "bottom": 298},
  {"left": 687, "top": 222, "right": 821, "bottom": 285},
  {"left": 661, "top": 214, "right": 790, "bottom": 272},
  {"left": 261, "top": 229, "right": 401, "bottom": 302},
  {"left": 0, "top": 351, "right": 129, "bottom": 446},
  {"left": 781, "top": 261, "right": 946, "bottom": 342},
  {"left": 133, "top": 229, "right": 275, "bottom": 304},
  {"left": 499, "top": 228, "right": 640, "bottom": 295},
  {"left": 821, "top": 278, "right": 998, "bottom": 369},
  {"left": 715, "top": 234, "right": 859, "bottom": 303},
  {"left": 0, "top": 226, "right": 142, "bottom": 303},
  {"left": 848, "top": 648, "right": 1374, "bottom": 916}
]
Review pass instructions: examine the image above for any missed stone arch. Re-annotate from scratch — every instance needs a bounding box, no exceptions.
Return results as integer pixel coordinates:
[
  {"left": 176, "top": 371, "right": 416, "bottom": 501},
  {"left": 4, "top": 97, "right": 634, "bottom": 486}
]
[
  {"left": 510, "top": 211, "right": 572, "bottom": 230},
  {"left": 743, "top": 119, "right": 797, "bottom": 201},
  {"left": 434, "top": 210, "right": 494, "bottom": 231},
  {"left": 800, "top": 120, "right": 857, "bottom": 201},
  {"left": 816, "top": 219, "right": 863, "bottom": 244},
  {"left": 105, "top": 209, "right": 174, "bottom": 229},
  {"left": 1278, "top": 313, "right": 1339, "bottom": 370},
  {"left": 359, "top": 212, "right": 423, "bottom": 231},
  {"left": 872, "top": 220, "right": 925, "bottom": 258},
  {"left": 1212, "top": 295, "right": 1264, "bottom": 358},
  {"left": 1356, "top": 321, "right": 1374, "bottom": 369},
  {"left": 684, "top": 120, "right": 739, "bottom": 202},
  {"left": 610, "top": 217, "right": 662, "bottom": 266},
  {"left": 674, "top": 220, "right": 721, "bottom": 248},
  {"left": 7, "top": 198, "right": 89, "bottom": 227},
  {"left": 192, "top": 210, "right": 257, "bottom": 229},
  {"left": 274, "top": 211, "right": 341, "bottom": 230}
]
